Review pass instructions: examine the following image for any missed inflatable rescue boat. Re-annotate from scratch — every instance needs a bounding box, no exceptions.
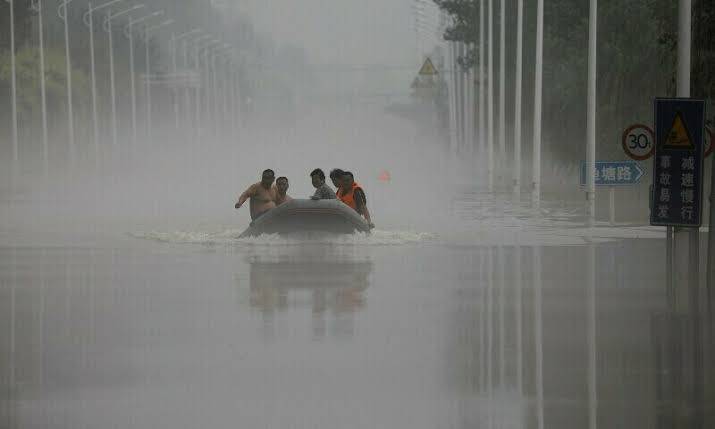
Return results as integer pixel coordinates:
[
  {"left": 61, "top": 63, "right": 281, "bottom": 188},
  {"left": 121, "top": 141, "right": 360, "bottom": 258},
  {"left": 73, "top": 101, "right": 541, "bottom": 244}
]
[{"left": 239, "top": 199, "right": 370, "bottom": 237}]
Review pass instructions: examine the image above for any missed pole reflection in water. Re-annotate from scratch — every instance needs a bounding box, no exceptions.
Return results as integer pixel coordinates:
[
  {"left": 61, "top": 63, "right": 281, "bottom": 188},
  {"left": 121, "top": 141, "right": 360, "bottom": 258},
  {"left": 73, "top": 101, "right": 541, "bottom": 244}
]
[
  {"left": 247, "top": 247, "right": 372, "bottom": 341},
  {"left": 533, "top": 245, "right": 544, "bottom": 429}
]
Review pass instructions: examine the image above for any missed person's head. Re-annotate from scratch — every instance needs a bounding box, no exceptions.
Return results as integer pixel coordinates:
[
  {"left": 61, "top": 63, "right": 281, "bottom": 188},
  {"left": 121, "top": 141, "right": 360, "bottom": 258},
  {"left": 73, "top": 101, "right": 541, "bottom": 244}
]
[
  {"left": 275, "top": 176, "right": 289, "bottom": 194},
  {"left": 329, "top": 168, "right": 344, "bottom": 188},
  {"left": 341, "top": 171, "right": 355, "bottom": 188},
  {"left": 261, "top": 169, "right": 275, "bottom": 187},
  {"left": 310, "top": 168, "right": 325, "bottom": 188}
]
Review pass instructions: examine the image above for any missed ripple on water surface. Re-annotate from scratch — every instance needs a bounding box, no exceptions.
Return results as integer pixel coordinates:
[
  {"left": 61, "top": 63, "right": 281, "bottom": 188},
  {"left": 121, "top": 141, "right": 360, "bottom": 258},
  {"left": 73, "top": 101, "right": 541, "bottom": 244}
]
[{"left": 130, "top": 228, "right": 436, "bottom": 246}]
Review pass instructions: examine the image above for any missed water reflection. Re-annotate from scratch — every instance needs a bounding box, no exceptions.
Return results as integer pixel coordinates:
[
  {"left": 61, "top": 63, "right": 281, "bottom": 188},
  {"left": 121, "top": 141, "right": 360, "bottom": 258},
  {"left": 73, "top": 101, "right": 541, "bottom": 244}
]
[
  {"left": 448, "top": 240, "right": 712, "bottom": 429},
  {"left": 246, "top": 247, "right": 372, "bottom": 340}
]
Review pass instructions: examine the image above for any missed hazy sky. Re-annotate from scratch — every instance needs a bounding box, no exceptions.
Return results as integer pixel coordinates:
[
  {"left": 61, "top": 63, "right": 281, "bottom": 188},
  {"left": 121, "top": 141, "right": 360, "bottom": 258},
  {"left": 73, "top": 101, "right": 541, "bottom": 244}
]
[{"left": 236, "top": 0, "right": 421, "bottom": 67}]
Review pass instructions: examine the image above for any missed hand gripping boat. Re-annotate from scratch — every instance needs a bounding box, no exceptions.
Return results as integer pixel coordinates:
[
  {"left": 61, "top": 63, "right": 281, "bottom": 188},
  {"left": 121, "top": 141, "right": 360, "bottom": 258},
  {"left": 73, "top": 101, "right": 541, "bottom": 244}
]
[{"left": 239, "top": 199, "right": 370, "bottom": 237}]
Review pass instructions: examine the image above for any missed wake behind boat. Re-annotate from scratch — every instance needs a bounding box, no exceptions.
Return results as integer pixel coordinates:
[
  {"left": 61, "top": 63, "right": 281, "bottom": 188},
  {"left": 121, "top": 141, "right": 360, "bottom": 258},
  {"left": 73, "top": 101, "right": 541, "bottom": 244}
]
[{"left": 239, "top": 199, "right": 371, "bottom": 238}]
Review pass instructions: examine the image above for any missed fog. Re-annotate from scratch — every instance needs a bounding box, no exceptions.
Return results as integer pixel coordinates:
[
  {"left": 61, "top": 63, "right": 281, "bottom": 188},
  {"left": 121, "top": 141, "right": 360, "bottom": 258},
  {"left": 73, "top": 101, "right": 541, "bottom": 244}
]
[{"left": 1, "top": 0, "right": 713, "bottom": 428}]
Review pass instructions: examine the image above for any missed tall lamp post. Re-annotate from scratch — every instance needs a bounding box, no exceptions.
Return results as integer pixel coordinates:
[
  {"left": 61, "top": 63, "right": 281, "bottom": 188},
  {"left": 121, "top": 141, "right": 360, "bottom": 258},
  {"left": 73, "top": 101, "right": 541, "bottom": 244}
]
[
  {"left": 83, "top": 0, "right": 127, "bottom": 164},
  {"left": 196, "top": 39, "right": 221, "bottom": 137},
  {"left": 58, "top": 0, "right": 76, "bottom": 167},
  {"left": 171, "top": 28, "right": 202, "bottom": 132},
  {"left": 104, "top": 4, "right": 145, "bottom": 148},
  {"left": 181, "top": 32, "right": 209, "bottom": 136},
  {"left": 30, "top": 0, "right": 49, "bottom": 177},
  {"left": 143, "top": 18, "right": 174, "bottom": 143},
  {"left": 6, "top": 0, "right": 19, "bottom": 167},
  {"left": 190, "top": 35, "right": 214, "bottom": 137},
  {"left": 124, "top": 10, "right": 165, "bottom": 149}
]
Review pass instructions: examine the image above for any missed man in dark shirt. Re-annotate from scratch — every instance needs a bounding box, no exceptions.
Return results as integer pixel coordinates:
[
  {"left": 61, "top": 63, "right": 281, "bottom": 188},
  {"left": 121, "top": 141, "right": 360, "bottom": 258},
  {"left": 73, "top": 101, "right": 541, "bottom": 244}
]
[{"left": 310, "top": 168, "right": 337, "bottom": 200}]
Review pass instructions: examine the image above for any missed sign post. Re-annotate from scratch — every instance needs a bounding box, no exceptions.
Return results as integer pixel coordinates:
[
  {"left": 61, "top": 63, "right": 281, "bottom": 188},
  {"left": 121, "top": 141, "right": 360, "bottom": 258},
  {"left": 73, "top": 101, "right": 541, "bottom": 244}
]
[
  {"left": 580, "top": 160, "right": 644, "bottom": 224},
  {"left": 650, "top": 98, "right": 705, "bottom": 313}
]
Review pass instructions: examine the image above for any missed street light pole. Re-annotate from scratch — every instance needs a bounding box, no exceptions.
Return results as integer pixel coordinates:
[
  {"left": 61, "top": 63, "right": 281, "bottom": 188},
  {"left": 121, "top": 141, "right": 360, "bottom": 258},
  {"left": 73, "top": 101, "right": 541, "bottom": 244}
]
[
  {"left": 84, "top": 0, "right": 126, "bottom": 164},
  {"left": 124, "top": 10, "right": 164, "bottom": 150},
  {"left": 171, "top": 29, "right": 201, "bottom": 132},
  {"left": 104, "top": 4, "right": 145, "bottom": 149},
  {"left": 532, "top": 0, "right": 544, "bottom": 210},
  {"left": 498, "top": 0, "right": 506, "bottom": 185},
  {"left": 142, "top": 19, "right": 174, "bottom": 144},
  {"left": 586, "top": 0, "right": 597, "bottom": 227},
  {"left": 6, "top": 0, "right": 19, "bottom": 166},
  {"left": 487, "top": 0, "right": 494, "bottom": 192},
  {"left": 58, "top": 0, "right": 76, "bottom": 167},
  {"left": 31, "top": 0, "right": 49, "bottom": 177},
  {"left": 513, "top": 0, "right": 524, "bottom": 198}
]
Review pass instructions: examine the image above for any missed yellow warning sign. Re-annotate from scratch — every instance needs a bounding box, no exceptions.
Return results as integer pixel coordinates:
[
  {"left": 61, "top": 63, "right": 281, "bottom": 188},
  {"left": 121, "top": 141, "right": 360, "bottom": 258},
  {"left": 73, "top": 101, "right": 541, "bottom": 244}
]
[
  {"left": 663, "top": 111, "right": 695, "bottom": 150},
  {"left": 418, "top": 58, "right": 438, "bottom": 76}
]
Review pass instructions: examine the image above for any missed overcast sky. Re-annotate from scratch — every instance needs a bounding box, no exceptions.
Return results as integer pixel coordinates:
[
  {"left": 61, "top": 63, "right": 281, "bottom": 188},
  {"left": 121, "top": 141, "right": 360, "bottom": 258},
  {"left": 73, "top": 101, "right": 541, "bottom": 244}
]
[{"left": 235, "top": 0, "right": 422, "bottom": 67}]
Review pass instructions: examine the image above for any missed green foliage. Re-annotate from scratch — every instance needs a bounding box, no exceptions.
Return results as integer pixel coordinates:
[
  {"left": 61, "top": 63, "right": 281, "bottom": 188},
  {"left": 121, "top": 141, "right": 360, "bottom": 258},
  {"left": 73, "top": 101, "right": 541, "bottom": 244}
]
[{"left": 0, "top": 46, "right": 90, "bottom": 116}]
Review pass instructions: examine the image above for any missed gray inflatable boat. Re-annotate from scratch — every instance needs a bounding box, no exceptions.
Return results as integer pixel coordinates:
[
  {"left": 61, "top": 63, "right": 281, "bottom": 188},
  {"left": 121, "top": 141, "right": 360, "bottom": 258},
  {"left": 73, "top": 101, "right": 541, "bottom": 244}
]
[{"left": 239, "top": 199, "right": 370, "bottom": 237}]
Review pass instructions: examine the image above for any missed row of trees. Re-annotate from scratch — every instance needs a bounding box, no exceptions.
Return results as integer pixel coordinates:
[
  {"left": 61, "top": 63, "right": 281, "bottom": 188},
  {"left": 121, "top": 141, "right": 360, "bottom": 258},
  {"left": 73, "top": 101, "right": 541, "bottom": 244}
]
[
  {"left": 434, "top": 0, "right": 714, "bottom": 163},
  {"left": 0, "top": 0, "right": 309, "bottom": 172}
]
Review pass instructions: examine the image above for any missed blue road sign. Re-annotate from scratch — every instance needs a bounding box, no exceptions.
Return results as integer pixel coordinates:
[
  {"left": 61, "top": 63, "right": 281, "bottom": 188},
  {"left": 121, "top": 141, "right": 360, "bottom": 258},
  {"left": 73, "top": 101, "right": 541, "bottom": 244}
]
[
  {"left": 650, "top": 98, "right": 706, "bottom": 227},
  {"left": 579, "top": 161, "right": 644, "bottom": 186}
]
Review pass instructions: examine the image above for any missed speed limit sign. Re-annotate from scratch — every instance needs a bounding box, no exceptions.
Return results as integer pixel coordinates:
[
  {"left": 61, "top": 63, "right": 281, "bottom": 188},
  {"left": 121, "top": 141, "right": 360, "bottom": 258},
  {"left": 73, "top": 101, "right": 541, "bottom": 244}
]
[{"left": 622, "top": 124, "right": 655, "bottom": 160}]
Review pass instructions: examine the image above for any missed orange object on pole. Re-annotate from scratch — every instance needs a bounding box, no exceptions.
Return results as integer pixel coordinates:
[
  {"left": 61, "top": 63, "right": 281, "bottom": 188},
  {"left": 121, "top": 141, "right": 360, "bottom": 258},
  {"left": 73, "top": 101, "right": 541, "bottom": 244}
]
[{"left": 378, "top": 170, "right": 391, "bottom": 182}]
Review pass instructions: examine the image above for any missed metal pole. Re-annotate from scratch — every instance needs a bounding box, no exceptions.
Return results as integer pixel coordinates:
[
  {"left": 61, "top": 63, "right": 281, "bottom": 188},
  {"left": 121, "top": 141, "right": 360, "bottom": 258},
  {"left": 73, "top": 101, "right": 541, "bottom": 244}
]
[
  {"left": 487, "top": 0, "right": 494, "bottom": 192},
  {"left": 183, "top": 40, "right": 191, "bottom": 133},
  {"left": 609, "top": 186, "right": 615, "bottom": 225},
  {"left": 128, "top": 20, "right": 137, "bottom": 148},
  {"left": 107, "top": 12, "right": 118, "bottom": 148},
  {"left": 532, "top": 0, "right": 544, "bottom": 209},
  {"left": 586, "top": 0, "right": 597, "bottom": 227},
  {"left": 88, "top": 2, "right": 100, "bottom": 164},
  {"left": 8, "top": 0, "right": 19, "bottom": 165},
  {"left": 479, "top": 0, "right": 485, "bottom": 155},
  {"left": 533, "top": 246, "right": 544, "bottom": 429},
  {"left": 171, "top": 33, "right": 179, "bottom": 131},
  {"left": 195, "top": 45, "right": 201, "bottom": 137},
  {"left": 59, "top": 1, "right": 75, "bottom": 167},
  {"left": 212, "top": 53, "right": 219, "bottom": 137},
  {"left": 513, "top": 0, "right": 524, "bottom": 198},
  {"left": 145, "top": 27, "right": 152, "bottom": 142},
  {"left": 34, "top": 0, "right": 50, "bottom": 177},
  {"left": 498, "top": 0, "right": 506, "bottom": 184}
]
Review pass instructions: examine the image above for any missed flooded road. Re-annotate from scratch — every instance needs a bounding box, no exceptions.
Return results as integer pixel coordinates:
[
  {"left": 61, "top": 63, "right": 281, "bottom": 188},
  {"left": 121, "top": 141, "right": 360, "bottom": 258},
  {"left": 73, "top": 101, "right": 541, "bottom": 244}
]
[{"left": 1, "top": 220, "right": 711, "bottom": 428}]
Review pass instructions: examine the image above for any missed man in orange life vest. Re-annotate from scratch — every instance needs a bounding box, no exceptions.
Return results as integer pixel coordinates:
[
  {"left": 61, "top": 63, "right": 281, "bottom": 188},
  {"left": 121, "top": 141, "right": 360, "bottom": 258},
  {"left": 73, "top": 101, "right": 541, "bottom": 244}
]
[{"left": 337, "top": 171, "right": 374, "bottom": 229}]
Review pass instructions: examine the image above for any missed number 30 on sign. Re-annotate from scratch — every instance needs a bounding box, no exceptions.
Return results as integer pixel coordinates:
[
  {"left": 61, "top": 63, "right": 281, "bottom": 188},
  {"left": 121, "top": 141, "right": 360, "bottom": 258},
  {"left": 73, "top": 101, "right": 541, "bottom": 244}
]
[{"left": 622, "top": 124, "right": 655, "bottom": 160}]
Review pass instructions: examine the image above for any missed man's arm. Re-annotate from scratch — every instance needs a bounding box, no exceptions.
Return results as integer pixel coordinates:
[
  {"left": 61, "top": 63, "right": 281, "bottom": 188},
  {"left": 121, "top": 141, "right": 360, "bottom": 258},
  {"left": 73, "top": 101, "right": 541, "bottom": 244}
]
[
  {"left": 353, "top": 189, "right": 373, "bottom": 227},
  {"left": 235, "top": 184, "right": 256, "bottom": 209}
]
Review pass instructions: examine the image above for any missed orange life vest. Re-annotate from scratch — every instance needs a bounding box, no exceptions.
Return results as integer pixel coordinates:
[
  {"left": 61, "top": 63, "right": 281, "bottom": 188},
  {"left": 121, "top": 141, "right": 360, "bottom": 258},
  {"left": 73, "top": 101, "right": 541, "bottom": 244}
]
[{"left": 338, "top": 182, "right": 363, "bottom": 211}]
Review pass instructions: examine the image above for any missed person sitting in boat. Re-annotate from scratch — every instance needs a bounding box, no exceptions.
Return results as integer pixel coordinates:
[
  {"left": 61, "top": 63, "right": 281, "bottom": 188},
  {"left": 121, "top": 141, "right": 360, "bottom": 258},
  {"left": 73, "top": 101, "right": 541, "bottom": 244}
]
[
  {"left": 310, "top": 168, "right": 337, "bottom": 200},
  {"left": 274, "top": 176, "right": 293, "bottom": 205},
  {"left": 234, "top": 169, "right": 277, "bottom": 220},
  {"left": 338, "top": 171, "right": 374, "bottom": 229},
  {"left": 329, "top": 168, "right": 344, "bottom": 193}
]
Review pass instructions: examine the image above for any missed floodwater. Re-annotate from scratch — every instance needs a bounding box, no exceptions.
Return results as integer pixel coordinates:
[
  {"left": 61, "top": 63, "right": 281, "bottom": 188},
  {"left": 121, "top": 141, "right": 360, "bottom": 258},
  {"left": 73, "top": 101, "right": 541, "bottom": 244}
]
[{"left": 1, "top": 198, "right": 712, "bottom": 428}]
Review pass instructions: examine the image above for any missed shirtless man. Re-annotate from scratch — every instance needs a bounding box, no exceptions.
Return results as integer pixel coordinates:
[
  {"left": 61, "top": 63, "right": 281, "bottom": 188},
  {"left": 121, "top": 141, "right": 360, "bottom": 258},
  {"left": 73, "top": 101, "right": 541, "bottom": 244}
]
[
  {"left": 235, "top": 169, "right": 277, "bottom": 220},
  {"left": 273, "top": 177, "right": 293, "bottom": 205}
]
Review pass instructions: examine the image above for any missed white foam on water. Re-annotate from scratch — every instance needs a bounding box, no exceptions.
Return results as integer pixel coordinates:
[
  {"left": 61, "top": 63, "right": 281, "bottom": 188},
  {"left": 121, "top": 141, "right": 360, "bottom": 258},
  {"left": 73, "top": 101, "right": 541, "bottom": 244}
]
[{"left": 130, "top": 228, "right": 436, "bottom": 247}]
